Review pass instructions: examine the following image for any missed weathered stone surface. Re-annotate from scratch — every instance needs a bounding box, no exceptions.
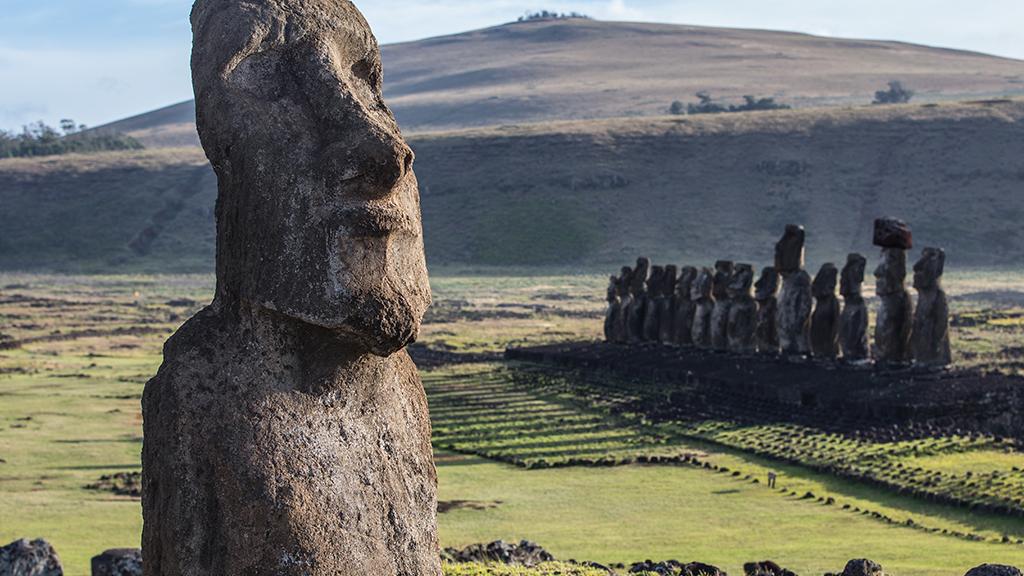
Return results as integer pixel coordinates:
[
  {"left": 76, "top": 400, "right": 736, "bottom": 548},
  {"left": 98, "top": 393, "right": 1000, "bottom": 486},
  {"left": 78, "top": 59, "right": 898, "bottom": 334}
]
[
  {"left": 92, "top": 549, "right": 142, "bottom": 576},
  {"left": 658, "top": 265, "right": 679, "bottom": 344},
  {"left": 912, "top": 247, "right": 951, "bottom": 367},
  {"left": 625, "top": 257, "right": 651, "bottom": 343},
  {"left": 874, "top": 248, "right": 914, "bottom": 365},
  {"left": 0, "top": 539, "right": 62, "bottom": 576},
  {"left": 604, "top": 274, "right": 620, "bottom": 343},
  {"left": 727, "top": 264, "right": 757, "bottom": 354},
  {"left": 754, "top": 267, "right": 780, "bottom": 354},
  {"left": 710, "top": 260, "right": 736, "bottom": 351},
  {"left": 810, "top": 263, "right": 840, "bottom": 359},
  {"left": 839, "top": 253, "right": 870, "bottom": 361},
  {"left": 874, "top": 217, "right": 913, "bottom": 250},
  {"left": 615, "top": 266, "right": 634, "bottom": 344},
  {"left": 774, "top": 224, "right": 805, "bottom": 273},
  {"left": 964, "top": 564, "right": 1024, "bottom": 576},
  {"left": 674, "top": 266, "right": 698, "bottom": 347},
  {"left": 744, "top": 560, "right": 796, "bottom": 576},
  {"left": 142, "top": 2, "right": 440, "bottom": 575},
  {"left": 643, "top": 265, "right": 666, "bottom": 342},
  {"left": 777, "top": 269, "right": 812, "bottom": 356},
  {"left": 691, "top": 267, "right": 715, "bottom": 349},
  {"left": 840, "top": 558, "right": 885, "bottom": 576}
]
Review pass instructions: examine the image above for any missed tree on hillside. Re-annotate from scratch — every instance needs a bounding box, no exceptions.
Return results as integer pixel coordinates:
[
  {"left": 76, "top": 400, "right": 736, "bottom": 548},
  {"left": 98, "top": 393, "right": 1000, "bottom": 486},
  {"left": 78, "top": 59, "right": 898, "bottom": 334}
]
[
  {"left": 669, "top": 100, "right": 685, "bottom": 115},
  {"left": 0, "top": 119, "right": 142, "bottom": 159},
  {"left": 873, "top": 81, "right": 915, "bottom": 105},
  {"left": 517, "top": 10, "right": 591, "bottom": 22}
]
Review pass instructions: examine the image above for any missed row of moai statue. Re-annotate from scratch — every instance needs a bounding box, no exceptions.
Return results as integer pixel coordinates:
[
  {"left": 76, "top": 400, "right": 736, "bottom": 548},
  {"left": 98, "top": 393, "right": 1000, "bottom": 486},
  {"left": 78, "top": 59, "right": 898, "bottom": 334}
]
[{"left": 604, "top": 219, "right": 951, "bottom": 368}]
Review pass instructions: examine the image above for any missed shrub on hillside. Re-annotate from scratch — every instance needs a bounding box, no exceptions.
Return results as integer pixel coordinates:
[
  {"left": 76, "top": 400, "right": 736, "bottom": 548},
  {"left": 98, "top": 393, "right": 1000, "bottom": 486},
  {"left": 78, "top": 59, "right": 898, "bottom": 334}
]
[
  {"left": 873, "top": 81, "right": 915, "bottom": 104},
  {"left": 0, "top": 120, "right": 143, "bottom": 159},
  {"left": 517, "top": 10, "right": 591, "bottom": 22},
  {"left": 677, "top": 92, "right": 791, "bottom": 115}
]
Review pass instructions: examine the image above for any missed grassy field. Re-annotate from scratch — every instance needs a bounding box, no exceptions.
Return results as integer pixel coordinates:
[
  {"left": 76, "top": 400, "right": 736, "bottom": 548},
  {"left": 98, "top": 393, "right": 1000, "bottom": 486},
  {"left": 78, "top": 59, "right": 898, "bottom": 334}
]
[{"left": 2, "top": 272, "right": 1023, "bottom": 575}]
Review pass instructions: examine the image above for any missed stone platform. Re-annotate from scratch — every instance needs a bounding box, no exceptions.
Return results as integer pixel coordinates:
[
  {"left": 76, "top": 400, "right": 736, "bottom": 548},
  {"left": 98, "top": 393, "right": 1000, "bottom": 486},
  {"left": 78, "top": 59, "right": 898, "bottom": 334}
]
[{"left": 506, "top": 342, "right": 1024, "bottom": 439}]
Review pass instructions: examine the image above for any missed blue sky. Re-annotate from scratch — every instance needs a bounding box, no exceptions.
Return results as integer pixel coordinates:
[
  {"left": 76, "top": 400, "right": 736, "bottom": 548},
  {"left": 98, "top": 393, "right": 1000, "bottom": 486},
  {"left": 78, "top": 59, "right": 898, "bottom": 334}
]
[{"left": 1, "top": 0, "right": 1022, "bottom": 131}]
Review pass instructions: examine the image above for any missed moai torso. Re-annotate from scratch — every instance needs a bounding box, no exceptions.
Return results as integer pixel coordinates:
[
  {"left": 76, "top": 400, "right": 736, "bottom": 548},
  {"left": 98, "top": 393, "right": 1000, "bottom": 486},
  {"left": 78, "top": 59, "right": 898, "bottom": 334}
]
[
  {"left": 625, "top": 258, "right": 650, "bottom": 343},
  {"left": 726, "top": 264, "right": 757, "bottom": 354},
  {"left": 774, "top": 225, "right": 812, "bottom": 356},
  {"left": 810, "top": 263, "right": 840, "bottom": 360},
  {"left": 912, "top": 248, "right": 951, "bottom": 367},
  {"left": 658, "top": 265, "right": 678, "bottom": 344},
  {"left": 143, "top": 3, "right": 440, "bottom": 574},
  {"left": 643, "top": 265, "right": 665, "bottom": 342},
  {"left": 616, "top": 266, "right": 634, "bottom": 344},
  {"left": 691, "top": 268, "right": 715, "bottom": 349},
  {"left": 839, "top": 254, "right": 870, "bottom": 361},
  {"left": 754, "top": 267, "right": 780, "bottom": 354},
  {"left": 873, "top": 218, "right": 914, "bottom": 365},
  {"left": 674, "top": 267, "right": 698, "bottom": 347},
  {"left": 604, "top": 275, "right": 620, "bottom": 343},
  {"left": 710, "top": 260, "right": 735, "bottom": 351}
]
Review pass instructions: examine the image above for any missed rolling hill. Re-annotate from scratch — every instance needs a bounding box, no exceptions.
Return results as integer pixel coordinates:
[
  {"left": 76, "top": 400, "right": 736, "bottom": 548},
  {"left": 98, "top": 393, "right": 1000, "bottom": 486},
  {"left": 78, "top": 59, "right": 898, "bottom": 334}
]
[
  {"left": 98, "top": 18, "right": 1024, "bottom": 146},
  {"left": 4, "top": 99, "right": 1023, "bottom": 272}
]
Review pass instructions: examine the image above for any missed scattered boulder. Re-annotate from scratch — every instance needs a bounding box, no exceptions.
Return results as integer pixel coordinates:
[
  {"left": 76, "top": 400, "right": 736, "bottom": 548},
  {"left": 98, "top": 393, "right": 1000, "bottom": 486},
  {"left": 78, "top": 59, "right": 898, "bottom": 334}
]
[
  {"left": 628, "top": 560, "right": 726, "bottom": 576},
  {"left": 743, "top": 560, "right": 796, "bottom": 576},
  {"left": 964, "top": 565, "right": 1023, "bottom": 576},
  {"left": 0, "top": 539, "right": 63, "bottom": 576},
  {"left": 839, "top": 558, "right": 885, "bottom": 576},
  {"left": 91, "top": 549, "right": 142, "bottom": 576},
  {"left": 441, "top": 540, "right": 554, "bottom": 567}
]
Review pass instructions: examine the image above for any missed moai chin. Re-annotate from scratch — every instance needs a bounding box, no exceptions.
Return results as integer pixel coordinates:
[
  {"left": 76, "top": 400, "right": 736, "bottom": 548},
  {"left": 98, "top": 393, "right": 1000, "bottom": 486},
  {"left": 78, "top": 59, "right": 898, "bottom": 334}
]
[
  {"left": 726, "top": 264, "right": 757, "bottom": 354},
  {"left": 674, "top": 266, "right": 699, "bottom": 347},
  {"left": 873, "top": 218, "right": 914, "bottom": 366},
  {"left": 615, "top": 266, "right": 634, "bottom": 344},
  {"left": 143, "top": 1, "right": 440, "bottom": 574},
  {"left": 839, "top": 253, "right": 870, "bottom": 361},
  {"left": 625, "top": 257, "right": 650, "bottom": 343},
  {"left": 754, "top": 267, "right": 780, "bottom": 354},
  {"left": 691, "top": 267, "right": 716, "bottom": 349},
  {"left": 912, "top": 248, "right": 952, "bottom": 367},
  {"left": 658, "top": 265, "right": 679, "bottom": 344},
  {"left": 710, "top": 260, "right": 736, "bottom": 352},
  {"left": 774, "top": 225, "right": 812, "bottom": 356},
  {"left": 604, "top": 274, "right": 620, "bottom": 343},
  {"left": 810, "top": 263, "right": 840, "bottom": 360},
  {"left": 643, "top": 265, "right": 666, "bottom": 342}
]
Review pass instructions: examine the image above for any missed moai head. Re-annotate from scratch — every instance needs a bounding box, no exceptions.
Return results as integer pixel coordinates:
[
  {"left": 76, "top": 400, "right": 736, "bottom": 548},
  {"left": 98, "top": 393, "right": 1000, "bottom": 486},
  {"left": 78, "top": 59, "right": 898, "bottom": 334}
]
[
  {"left": 913, "top": 247, "right": 946, "bottom": 291},
  {"left": 692, "top": 267, "right": 714, "bottom": 301},
  {"left": 774, "top": 225, "right": 806, "bottom": 274},
  {"left": 676, "top": 266, "right": 698, "bottom": 299},
  {"left": 631, "top": 257, "right": 651, "bottom": 295},
  {"left": 812, "top": 263, "right": 838, "bottom": 299},
  {"left": 647, "top": 265, "right": 665, "bottom": 297},
  {"left": 663, "top": 265, "right": 678, "bottom": 297},
  {"left": 191, "top": 0, "right": 429, "bottom": 356},
  {"left": 874, "top": 249, "right": 908, "bottom": 296},
  {"left": 727, "top": 264, "right": 755, "bottom": 299},
  {"left": 617, "top": 266, "right": 633, "bottom": 297},
  {"left": 754, "top": 267, "right": 779, "bottom": 302},
  {"left": 712, "top": 260, "right": 735, "bottom": 300},
  {"left": 840, "top": 253, "right": 867, "bottom": 298}
]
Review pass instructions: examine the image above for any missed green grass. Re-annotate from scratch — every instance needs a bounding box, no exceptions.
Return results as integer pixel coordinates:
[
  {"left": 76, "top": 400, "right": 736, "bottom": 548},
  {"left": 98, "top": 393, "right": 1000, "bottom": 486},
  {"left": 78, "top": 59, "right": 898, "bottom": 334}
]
[{"left": 3, "top": 273, "right": 1024, "bottom": 575}]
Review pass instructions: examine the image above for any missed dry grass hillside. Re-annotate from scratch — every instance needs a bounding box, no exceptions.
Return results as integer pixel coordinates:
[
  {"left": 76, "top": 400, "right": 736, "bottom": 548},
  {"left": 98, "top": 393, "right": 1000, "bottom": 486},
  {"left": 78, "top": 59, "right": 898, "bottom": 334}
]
[
  {"left": 4, "top": 99, "right": 1023, "bottom": 271},
  {"left": 97, "top": 18, "right": 1024, "bottom": 146}
]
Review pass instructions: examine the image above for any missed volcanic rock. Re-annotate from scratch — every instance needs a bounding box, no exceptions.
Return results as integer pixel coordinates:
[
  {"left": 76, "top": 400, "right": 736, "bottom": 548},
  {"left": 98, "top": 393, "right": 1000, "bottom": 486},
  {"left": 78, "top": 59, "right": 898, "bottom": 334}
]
[
  {"left": 964, "top": 565, "right": 1023, "bottom": 576},
  {"left": 91, "top": 549, "right": 141, "bottom": 576},
  {"left": 873, "top": 217, "right": 913, "bottom": 250},
  {"left": 0, "top": 539, "right": 63, "bottom": 576}
]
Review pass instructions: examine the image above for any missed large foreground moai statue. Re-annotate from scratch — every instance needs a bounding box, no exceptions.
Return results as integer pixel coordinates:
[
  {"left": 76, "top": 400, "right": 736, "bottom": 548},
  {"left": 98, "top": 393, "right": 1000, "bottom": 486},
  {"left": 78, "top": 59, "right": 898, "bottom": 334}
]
[
  {"left": 658, "top": 265, "right": 679, "bottom": 344},
  {"left": 626, "top": 257, "right": 651, "bottom": 342},
  {"left": 912, "top": 247, "right": 952, "bottom": 367},
  {"left": 810, "top": 263, "right": 840, "bottom": 359},
  {"left": 615, "top": 266, "right": 634, "bottom": 343},
  {"left": 754, "top": 267, "right": 780, "bottom": 354},
  {"left": 710, "top": 260, "right": 736, "bottom": 352},
  {"left": 604, "top": 274, "right": 620, "bottom": 343},
  {"left": 726, "top": 264, "right": 757, "bottom": 354},
  {"left": 839, "top": 254, "right": 870, "bottom": 361},
  {"left": 775, "top": 225, "right": 812, "bottom": 355},
  {"left": 873, "top": 218, "right": 914, "bottom": 365},
  {"left": 142, "top": 2, "right": 441, "bottom": 575},
  {"left": 691, "top": 267, "right": 715, "bottom": 349},
  {"left": 674, "top": 266, "right": 698, "bottom": 346},
  {"left": 643, "top": 265, "right": 666, "bottom": 342}
]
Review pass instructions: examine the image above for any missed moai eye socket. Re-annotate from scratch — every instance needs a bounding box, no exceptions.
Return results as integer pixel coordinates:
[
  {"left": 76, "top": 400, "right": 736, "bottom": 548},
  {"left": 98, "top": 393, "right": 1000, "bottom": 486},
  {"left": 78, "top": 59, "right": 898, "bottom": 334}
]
[{"left": 229, "top": 49, "right": 290, "bottom": 101}]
